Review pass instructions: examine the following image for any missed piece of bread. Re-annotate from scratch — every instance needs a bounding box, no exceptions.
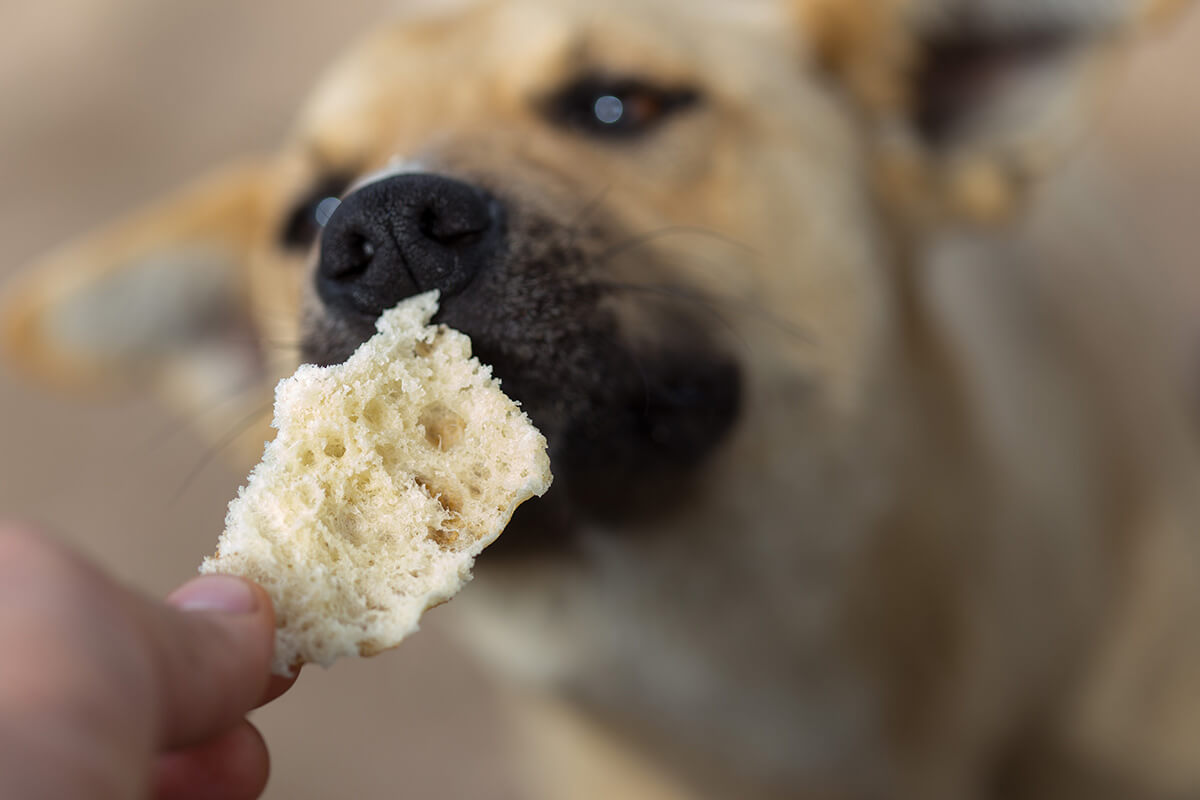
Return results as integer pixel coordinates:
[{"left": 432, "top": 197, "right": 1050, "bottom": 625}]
[{"left": 200, "top": 291, "right": 551, "bottom": 676}]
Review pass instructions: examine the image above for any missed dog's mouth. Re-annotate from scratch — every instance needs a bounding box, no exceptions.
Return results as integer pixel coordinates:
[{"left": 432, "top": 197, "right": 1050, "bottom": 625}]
[
  {"left": 460, "top": 319, "right": 741, "bottom": 557},
  {"left": 298, "top": 171, "right": 742, "bottom": 554}
]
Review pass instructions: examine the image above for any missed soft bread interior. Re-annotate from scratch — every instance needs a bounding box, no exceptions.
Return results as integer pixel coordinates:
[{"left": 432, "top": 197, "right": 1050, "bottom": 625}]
[{"left": 201, "top": 291, "right": 552, "bottom": 676}]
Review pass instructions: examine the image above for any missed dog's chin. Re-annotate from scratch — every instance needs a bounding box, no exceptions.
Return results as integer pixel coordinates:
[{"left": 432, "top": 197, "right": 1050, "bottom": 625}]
[
  {"left": 300, "top": 303, "right": 742, "bottom": 557},
  {"left": 485, "top": 347, "right": 741, "bottom": 559}
]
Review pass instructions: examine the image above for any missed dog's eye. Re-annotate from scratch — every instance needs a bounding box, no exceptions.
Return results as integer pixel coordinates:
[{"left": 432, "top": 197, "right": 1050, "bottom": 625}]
[
  {"left": 279, "top": 175, "right": 352, "bottom": 250},
  {"left": 543, "top": 77, "right": 700, "bottom": 139}
]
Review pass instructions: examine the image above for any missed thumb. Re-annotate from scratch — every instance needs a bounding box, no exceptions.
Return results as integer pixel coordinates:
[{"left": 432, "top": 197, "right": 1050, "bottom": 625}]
[{"left": 135, "top": 575, "right": 276, "bottom": 750}]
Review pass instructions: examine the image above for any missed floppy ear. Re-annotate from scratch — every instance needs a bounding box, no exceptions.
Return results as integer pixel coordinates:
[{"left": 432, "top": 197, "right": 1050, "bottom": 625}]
[
  {"left": 1, "top": 161, "right": 279, "bottom": 463},
  {"left": 797, "top": 0, "right": 1189, "bottom": 224}
]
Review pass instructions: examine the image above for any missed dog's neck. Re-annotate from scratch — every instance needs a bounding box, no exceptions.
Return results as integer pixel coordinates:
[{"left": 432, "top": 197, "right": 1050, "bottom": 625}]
[{"left": 453, "top": 220, "right": 1147, "bottom": 797}]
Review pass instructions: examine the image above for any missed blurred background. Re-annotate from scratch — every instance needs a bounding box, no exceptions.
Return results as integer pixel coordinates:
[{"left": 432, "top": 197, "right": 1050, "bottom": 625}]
[
  {"left": 0, "top": 1, "right": 1196, "bottom": 798},
  {"left": 0, "top": 1, "right": 522, "bottom": 798}
]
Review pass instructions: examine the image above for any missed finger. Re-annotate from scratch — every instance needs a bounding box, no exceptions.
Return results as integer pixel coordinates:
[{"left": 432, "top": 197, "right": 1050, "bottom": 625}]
[
  {"left": 257, "top": 672, "right": 299, "bottom": 709},
  {"left": 135, "top": 575, "right": 277, "bottom": 749},
  {"left": 152, "top": 719, "right": 269, "bottom": 800},
  {"left": 0, "top": 527, "right": 279, "bottom": 797}
]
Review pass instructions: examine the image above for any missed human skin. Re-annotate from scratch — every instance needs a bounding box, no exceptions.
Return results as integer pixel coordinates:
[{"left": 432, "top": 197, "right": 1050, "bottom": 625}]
[{"left": 0, "top": 524, "right": 296, "bottom": 800}]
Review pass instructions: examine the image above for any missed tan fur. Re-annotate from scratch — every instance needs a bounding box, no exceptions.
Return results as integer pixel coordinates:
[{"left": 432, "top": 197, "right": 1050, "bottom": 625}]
[{"left": 3, "top": 1, "right": 1199, "bottom": 797}]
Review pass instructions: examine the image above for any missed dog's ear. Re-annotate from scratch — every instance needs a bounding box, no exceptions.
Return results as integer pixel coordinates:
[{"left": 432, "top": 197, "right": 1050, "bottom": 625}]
[
  {"left": 1, "top": 161, "right": 277, "bottom": 452},
  {"left": 797, "top": 0, "right": 1188, "bottom": 224}
]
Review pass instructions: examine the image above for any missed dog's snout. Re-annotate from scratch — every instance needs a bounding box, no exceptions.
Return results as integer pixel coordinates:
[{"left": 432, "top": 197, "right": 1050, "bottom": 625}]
[{"left": 316, "top": 173, "right": 502, "bottom": 317}]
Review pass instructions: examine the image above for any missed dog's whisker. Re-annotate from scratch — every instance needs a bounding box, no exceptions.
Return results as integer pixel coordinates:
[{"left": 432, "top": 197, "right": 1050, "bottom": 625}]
[
  {"left": 594, "top": 279, "right": 818, "bottom": 351},
  {"left": 141, "top": 381, "right": 265, "bottom": 451},
  {"left": 169, "top": 401, "right": 273, "bottom": 505},
  {"left": 250, "top": 311, "right": 311, "bottom": 353},
  {"left": 566, "top": 183, "right": 614, "bottom": 236},
  {"left": 714, "top": 292, "right": 817, "bottom": 348},
  {"left": 596, "top": 279, "right": 748, "bottom": 351},
  {"left": 242, "top": 328, "right": 306, "bottom": 353},
  {"left": 590, "top": 327, "right": 656, "bottom": 416},
  {"left": 595, "top": 225, "right": 758, "bottom": 266},
  {"left": 260, "top": 338, "right": 304, "bottom": 351}
]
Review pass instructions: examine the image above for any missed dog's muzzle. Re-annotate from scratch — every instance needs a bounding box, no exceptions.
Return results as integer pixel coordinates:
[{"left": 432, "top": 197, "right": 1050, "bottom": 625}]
[
  {"left": 315, "top": 173, "right": 504, "bottom": 318},
  {"left": 302, "top": 171, "right": 742, "bottom": 552}
]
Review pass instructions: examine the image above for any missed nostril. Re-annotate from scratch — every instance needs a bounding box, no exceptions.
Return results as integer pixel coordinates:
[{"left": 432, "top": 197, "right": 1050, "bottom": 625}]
[
  {"left": 418, "top": 193, "right": 493, "bottom": 247},
  {"left": 417, "top": 207, "right": 444, "bottom": 242},
  {"left": 353, "top": 235, "right": 376, "bottom": 265},
  {"left": 325, "top": 230, "right": 378, "bottom": 282}
]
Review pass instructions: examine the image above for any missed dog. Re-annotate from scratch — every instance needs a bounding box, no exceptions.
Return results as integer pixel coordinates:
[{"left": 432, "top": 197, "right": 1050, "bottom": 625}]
[{"left": 4, "top": 0, "right": 1200, "bottom": 797}]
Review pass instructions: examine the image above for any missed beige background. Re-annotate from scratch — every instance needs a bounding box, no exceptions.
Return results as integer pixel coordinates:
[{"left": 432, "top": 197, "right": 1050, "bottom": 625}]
[
  {"left": 0, "top": 1, "right": 522, "bottom": 798},
  {"left": 0, "top": 2, "right": 1197, "bottom": 798}
]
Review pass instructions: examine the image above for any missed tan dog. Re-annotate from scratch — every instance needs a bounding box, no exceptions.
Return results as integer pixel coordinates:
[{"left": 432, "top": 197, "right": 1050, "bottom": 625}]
[{"left": 4, "top": 0, "right": 1200, "bottom": 797}]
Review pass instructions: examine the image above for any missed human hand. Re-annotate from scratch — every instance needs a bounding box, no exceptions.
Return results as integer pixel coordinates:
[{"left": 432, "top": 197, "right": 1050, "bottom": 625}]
[{"left": 0, "top": 524, "right": 295, "bottom": 800}]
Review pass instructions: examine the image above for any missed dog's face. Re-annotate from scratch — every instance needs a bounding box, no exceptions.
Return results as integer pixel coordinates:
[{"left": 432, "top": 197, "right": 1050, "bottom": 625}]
[
  {"left": 291, "top": 0, "right": 893, "bottom": 532},
  {"left": 4, "top": 0, "right": 1191, "bottom": 795},
  {"left": 285, "top": 9, "right": 900, "bottom": 786}
]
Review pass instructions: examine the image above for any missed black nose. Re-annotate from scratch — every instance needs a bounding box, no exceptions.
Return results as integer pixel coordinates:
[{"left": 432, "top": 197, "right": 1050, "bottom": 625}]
[{"left": 315, "top": 173, "right": 503, "bottom": 318}]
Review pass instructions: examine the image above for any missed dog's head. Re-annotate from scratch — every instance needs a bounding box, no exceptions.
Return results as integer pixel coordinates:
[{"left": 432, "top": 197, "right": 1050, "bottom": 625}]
[
  {"left": 6, "top": 0, "right": 1173, "bottom": 525},
  {"left": 2, "top": 0, "right": 1186, "bottom": 793}
]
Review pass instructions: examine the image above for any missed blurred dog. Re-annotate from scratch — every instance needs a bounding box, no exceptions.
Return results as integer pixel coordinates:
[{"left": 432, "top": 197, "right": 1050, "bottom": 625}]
[{"left": 4, "top": 0, "right": 1200, "bottom": 797}]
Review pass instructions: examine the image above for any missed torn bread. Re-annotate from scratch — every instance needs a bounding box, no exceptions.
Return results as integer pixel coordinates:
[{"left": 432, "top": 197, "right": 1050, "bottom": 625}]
[{"left": 201, "top": 291, "right": 552, "bottom": 676}]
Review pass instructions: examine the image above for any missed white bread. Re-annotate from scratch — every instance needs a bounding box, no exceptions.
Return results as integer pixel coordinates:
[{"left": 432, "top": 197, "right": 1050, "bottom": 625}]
[{"left": 200, "top": 291, "right": 552, "bottom": 676}]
